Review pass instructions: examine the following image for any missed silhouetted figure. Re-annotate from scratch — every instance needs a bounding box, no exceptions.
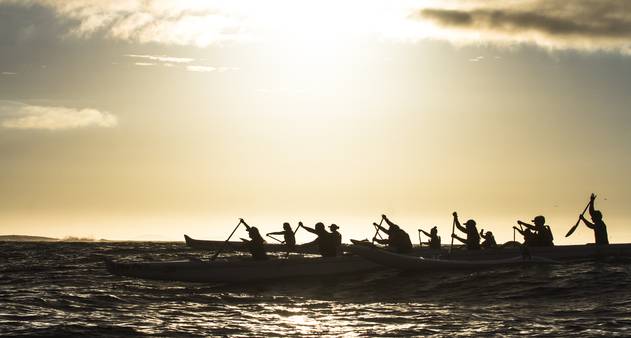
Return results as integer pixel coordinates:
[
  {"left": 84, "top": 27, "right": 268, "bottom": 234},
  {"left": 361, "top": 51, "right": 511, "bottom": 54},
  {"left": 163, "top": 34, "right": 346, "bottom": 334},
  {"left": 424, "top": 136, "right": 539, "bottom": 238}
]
[
  {"left": 329, "top": 224, "right": 342, "bottom": 254},
  {"left": 513, "top": 226, "right": 536, "bottom": 246},
  {"left": 480, "top": 229, "right": 497, "bottom": 249},
  {"left": 373, "top": 214, "right": 413, "bottom": 254},
  {"left": 451, "top": 213, "right": 481, "bottom": 250},
  {"left": 419, "top": 226, "right": 441, "bottom": 250},
  {"left": 517, "top": 215, "right": 554, "bottom": 247},
  {"left": 267, "top": 222, "right": 296, "bottom": 252},
  {"left": 239, "top": 220, "right": 268, "bottom": 260},
  {"left": 579, "top": 193, "right": 609, "bottom": 245},
  {"left": 300, "top": 222, "right": 337, "bottom": 257}
]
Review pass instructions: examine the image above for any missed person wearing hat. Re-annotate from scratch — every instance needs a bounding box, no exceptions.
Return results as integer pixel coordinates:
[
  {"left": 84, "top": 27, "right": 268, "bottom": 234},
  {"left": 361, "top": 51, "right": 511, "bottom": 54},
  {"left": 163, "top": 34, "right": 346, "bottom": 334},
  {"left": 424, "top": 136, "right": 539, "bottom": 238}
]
[
  {"left": 300, "top": 222, "right": 337, "bottom": 257},
  {"left": 373, "top": 214, "right": 413, "bottom": 254},
  {"left": 480, "top": 229, "right": 497, "bottom": 249},
  {"left": 517, "top": 215, "right": 554, "bottom": 247},
  {"left": 239, "top": 219, "right": 268, "bottom": 260},
  {"left": 419, "top": 226, "right": 441, "bottom": 250},
  {"left": 579, "top": 193, "right": 609, "bottom": 245},
  {"left": 267, "top": 222, "right": 296, "bottom": 252},
  {"left": 451, "top": 212, "right": 481, "bottom": 250}
]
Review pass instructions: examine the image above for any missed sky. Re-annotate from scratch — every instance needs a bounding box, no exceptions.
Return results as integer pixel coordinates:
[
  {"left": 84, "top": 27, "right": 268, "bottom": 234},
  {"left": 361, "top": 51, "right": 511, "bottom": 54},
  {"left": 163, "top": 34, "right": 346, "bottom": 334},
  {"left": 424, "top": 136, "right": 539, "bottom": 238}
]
[{"left": 1, "top": 0, "right": 630, "bottom": 244}]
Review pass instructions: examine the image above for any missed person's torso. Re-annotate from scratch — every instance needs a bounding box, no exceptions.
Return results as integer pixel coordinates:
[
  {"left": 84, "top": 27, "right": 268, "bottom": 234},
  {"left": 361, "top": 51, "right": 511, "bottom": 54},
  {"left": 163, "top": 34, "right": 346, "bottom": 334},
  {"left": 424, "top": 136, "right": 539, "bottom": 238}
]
[{"left": 594, "top": 221, "right": 608, "bottom": 244}]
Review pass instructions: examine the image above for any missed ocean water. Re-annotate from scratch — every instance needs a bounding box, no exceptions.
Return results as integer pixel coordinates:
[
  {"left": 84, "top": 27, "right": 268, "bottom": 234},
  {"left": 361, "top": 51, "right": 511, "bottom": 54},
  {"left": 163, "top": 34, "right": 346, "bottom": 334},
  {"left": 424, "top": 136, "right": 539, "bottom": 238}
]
[{"left": 1, "top": 242, "right": 630, "bottom": 337}]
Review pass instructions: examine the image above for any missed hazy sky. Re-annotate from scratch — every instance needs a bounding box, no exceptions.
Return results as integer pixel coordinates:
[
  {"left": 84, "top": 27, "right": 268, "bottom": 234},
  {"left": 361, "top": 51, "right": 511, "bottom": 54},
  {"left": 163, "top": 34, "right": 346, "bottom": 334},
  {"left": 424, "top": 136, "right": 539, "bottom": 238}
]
[{"left": 1, "top": 0, "right": 630, "bottom": 243}]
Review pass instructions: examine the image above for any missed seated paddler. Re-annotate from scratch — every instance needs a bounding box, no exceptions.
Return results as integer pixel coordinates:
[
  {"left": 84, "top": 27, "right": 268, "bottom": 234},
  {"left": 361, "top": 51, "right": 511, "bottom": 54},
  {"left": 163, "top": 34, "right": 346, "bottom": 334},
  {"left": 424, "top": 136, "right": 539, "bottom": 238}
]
[
  {"left": 300, "top": 222, "right": 337, "bottom": 257},
  {"left": 266, "top": 222, "right": 296, "bottom": 252},
  {"left": 451, "top": 212, "right": 481, "bottom": 250},
  {"left": 419, "top": 226, "right": 441, "bottom": 250},
  {"left": 373, "top": 214, "right": 413, "bottom": 254},
  {"left": 239, "top": 219, "right": 268, "bottom": 260}
]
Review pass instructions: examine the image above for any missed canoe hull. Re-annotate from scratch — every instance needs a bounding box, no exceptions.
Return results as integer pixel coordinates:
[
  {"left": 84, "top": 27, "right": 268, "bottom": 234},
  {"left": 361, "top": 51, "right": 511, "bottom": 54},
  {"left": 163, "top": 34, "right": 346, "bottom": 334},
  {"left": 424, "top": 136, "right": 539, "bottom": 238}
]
[
  {"left": 349, "top": 244, "right": 555, "bottom": 271},
  {"left": 105, "top": 256, "right": 380, "bottom": 283}
]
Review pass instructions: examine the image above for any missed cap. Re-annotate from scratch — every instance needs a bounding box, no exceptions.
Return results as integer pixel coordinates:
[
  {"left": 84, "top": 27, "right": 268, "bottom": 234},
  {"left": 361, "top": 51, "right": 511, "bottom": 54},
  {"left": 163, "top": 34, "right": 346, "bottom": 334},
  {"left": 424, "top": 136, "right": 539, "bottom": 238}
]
[
  {"left": 463, "top": 219, "right": 476, "bottom": 227},
  {"left": 329, "top": 224, "right": 339, "bottom": 230}
]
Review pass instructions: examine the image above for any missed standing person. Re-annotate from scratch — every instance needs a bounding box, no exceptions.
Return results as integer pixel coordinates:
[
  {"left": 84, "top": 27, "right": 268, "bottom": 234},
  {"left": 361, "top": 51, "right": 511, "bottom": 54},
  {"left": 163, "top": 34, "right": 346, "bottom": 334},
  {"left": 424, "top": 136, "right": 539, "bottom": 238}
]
[
  {"left": 300, "top": 222, "right": 337, "bottom": 257},
  {"left": 517, "top": 215, "right": 554, "bottom": 247},
  {"left": 373, "top": 214, "right": 413, "bottom": 254},
  {"left": 239, "top": 219, "right": 268, "bottom": 260},
  {"left": 579, "top": 193, "right": 609, "bottom": 245},
  {"left": 266, "top": 222, "right": 296, "bottom": 252},
  {"left": 419, "top": 226, "right": 441, "bottom": 250},
  {"left": 480, "top": 229, "right": 497, "bottom": 249},
  {"left": 451, "top": 212, "right": 481, "bottom": 250}
]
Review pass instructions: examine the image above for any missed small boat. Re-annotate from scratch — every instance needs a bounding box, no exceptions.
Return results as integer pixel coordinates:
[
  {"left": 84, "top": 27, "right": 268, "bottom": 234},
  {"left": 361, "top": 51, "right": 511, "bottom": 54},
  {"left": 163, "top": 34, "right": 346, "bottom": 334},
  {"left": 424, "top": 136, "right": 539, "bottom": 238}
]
[
  {"left": 349, "top": 242, "right": 556, "bottom": 271},
  {"left": 184, "top": 234, "right": 332, "bottom": 254},
  {"left": 104, "top": 255, "right": 380, "bottom": 283}
]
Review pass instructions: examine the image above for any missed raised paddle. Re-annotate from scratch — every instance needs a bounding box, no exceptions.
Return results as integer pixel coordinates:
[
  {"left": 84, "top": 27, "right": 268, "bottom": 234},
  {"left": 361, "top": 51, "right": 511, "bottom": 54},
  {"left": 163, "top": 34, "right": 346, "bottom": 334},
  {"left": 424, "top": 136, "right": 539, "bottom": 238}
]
[
  {"left": 211, "top": 219, "right": 243, "bottom": 261},
  {"left": 266, "top": 234, "right": 283, "bottom": 243},
  {"left": 372, "top": 218, "right": 384, "bottom": 244},
  {"left": 565, "top": 197, "right": 594, "bottom": 237},
  {"left": 418, "top": 229, "right": 422, "bottom": 247}
]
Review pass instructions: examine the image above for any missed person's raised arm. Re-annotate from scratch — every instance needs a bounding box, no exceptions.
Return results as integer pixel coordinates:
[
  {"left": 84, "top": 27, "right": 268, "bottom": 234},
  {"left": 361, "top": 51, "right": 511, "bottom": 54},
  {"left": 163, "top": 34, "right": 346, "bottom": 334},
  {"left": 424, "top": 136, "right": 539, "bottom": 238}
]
[
  {"left": 240, "top": 218, "right": 251, "bottom": 231},
  {"left": 374, "top": 222, "right": 390, "bottom": 235},
  {"left": 453, "top": 213, "right": 466, "bottom": 233},
  {"left": 300, "top": 222, "right": 317, "bottom": 234},
  {"left": 517, "top": 220, "right": 536, "bottom": 231},
  {"left": 382, "top": 215, "right": 399, "bottom": 230},
  {"left": 579, "top": 214, "right": 595, "bottom": 229},
  {"left": 588, "top": 193, "right": 597, "bottom": 218},
  {"left": 419, "top": 229, "right": 431, "bottom": 237}
]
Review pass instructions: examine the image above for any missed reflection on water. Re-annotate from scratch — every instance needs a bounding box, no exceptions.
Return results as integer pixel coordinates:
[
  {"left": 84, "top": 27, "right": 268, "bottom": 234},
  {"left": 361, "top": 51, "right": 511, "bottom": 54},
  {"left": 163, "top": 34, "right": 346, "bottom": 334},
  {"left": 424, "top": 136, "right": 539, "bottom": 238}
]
[{"left": 1, "top": 242, "right": 630, "bottom": 336}]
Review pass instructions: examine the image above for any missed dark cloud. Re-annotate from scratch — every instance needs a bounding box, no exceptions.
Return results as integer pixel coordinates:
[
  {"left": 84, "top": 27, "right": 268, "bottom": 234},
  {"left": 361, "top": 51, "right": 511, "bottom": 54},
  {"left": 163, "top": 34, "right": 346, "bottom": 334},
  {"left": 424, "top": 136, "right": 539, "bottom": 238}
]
[{"left": 417, "top": 0, "right": 631, "bottom": 52}]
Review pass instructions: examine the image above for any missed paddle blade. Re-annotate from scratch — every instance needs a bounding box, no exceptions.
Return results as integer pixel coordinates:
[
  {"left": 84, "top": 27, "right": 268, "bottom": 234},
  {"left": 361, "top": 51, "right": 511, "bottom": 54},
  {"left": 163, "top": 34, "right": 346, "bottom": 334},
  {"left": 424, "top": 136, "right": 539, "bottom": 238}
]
[{"left": 565, "top": 221, "right": 579, "bottom": 238}]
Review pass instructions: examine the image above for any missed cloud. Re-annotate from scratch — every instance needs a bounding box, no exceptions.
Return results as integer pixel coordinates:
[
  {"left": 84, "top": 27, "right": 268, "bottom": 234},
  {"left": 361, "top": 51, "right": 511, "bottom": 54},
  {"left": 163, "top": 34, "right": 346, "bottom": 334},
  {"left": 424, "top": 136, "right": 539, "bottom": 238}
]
[
  {"left": 0, "top": 101, "right": 117, "bottom": 130},
  {"left": 186, "top": 65, "right": 216, "bottom": 72},
  {"left": 415, "top": 0, "right": 631, "bottom": 54},
  {"left": 125, "top": 54, "right": 194, "bottom": 63},
  {"left": 1, "top": 72, "right": 17, "bottom": 75},
  {"left": 7, "top": 0, "right": 250, "bottom": 47},
  {"left": 134, "top": 62, "right": 155, "bottom": 66}
]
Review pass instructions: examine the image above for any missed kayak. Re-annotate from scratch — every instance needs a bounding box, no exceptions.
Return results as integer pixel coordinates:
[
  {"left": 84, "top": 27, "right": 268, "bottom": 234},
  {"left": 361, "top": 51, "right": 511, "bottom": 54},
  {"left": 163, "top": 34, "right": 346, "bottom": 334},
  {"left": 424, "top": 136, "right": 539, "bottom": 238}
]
[
  {"left": 104, "top": 255, "right": 380, "bottom": 283},
  {"left": 349, "top": 243, "right": 557, "bottom": 271},
  {"left": 184, "top": 234, "right": 334, "bottom": 254}
]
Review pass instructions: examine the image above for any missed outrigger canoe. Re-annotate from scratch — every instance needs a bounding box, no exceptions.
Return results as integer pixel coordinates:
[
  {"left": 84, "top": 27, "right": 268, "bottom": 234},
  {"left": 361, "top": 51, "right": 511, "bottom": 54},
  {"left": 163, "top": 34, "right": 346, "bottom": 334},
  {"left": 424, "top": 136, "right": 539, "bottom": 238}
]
[
  {"left": 349, "top": 242, "right": 557, "bottom": 271},
  {"left": 104, "top": 255, "right": 379, "bottom": 283},
  {"left": 184, "top": 234, "right": 341, "bottom": 254}
]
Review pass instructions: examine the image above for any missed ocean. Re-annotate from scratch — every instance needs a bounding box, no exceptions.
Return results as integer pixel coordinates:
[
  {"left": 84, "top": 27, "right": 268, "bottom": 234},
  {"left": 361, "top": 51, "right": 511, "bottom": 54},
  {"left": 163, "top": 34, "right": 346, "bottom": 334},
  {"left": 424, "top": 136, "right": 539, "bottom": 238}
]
[{"left": 1, "top": 241, "right": 630, "bottom": 337}]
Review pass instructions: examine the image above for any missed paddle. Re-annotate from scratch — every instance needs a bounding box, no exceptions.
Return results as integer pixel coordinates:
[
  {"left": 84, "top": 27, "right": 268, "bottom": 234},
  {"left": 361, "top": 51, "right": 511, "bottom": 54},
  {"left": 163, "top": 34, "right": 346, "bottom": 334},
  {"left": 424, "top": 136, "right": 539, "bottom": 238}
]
[
  {"left": 211, "top": 219, "right": 243, "bottom": 261},
  {"left": 266, "top": 234, "right": 283, "bottom": 243},
  {"left": 565, "top": 197, "right": 593, "bottom": 238},
  {"left": 418, "top": 229, "right": 422, "bottom": 247},
  {"left": 449, "top": 212, "right": 457, "bottom": 254},
  {"left": 372, "top": 218, "right": 384, "bottom": 244}
]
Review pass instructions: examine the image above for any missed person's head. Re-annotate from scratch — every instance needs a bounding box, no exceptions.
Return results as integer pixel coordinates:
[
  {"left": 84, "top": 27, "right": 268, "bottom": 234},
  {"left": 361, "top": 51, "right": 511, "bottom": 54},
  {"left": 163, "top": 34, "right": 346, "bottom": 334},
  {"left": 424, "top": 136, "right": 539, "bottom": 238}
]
[
  {"left": 591, "top": 210, "right": 603, "bottom": 221},
  {"left": 485, "top": 231, "right": 494, "bottom": 238},
  {"left": 283, "top": 222, "right": 291, "bottom": 231},
  {"left": 329, "top": 224, "right": 339, "bottom": 231},
  {"left": 247, "top": 227, "right": 261, "bottom": 239},
  {"left": 532, "top": 215, "right": 545, "bottom": 226},
  {"left": 463, "top": 219, "right": 476, "bottom": 228},
  {"left": 430, "top": 226, "right": 438, "bottom": 235},
  {"left": 315, "top": 222, "right": 325, "bottom": 232}
]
